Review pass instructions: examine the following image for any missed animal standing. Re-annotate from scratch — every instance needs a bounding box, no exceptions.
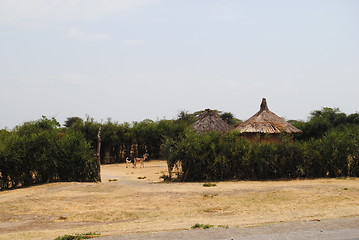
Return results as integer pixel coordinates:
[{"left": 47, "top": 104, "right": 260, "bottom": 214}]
[
  {"left": 125, "top": 157, "right": 135, "bottom": 168},
  {"left": 134, "top": 153, "right": 149, "bottom": 168}
]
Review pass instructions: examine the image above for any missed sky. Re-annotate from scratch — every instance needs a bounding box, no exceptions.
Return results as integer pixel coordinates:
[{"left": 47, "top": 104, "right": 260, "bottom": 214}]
[{"left": 0, "top": 0, "right": 358, "bottom": 129}]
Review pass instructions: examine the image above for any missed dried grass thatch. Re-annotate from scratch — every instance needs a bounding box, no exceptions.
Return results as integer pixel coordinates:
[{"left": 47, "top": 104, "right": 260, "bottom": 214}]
[
  {"left": 235, "top": 98, "right": 302, "bottom": 134},
  {"left": 192, "top": 109, "right": 231, "bottom": 134}
]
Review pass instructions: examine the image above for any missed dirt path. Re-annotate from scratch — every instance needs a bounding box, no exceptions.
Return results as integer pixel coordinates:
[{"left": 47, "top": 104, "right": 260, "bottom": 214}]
[{"left": 0, "top": 160, "right": 358, "bottom": 240}]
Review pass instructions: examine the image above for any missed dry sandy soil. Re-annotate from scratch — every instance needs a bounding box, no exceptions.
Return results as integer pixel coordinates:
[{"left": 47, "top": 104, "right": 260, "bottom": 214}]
[{"left": 0, "top": 160, "right": 358, "bottom": 240}]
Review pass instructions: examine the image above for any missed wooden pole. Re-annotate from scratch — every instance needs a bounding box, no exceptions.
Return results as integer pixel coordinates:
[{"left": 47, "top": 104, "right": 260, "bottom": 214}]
[{"left": 97, "top": 126, "right": 102, "bottom": 182}]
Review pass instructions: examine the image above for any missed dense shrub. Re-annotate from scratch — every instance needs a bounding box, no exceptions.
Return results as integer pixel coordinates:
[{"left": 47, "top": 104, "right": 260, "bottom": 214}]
[
  {"left": 161, "top": 126, "right": 359, "bottom": 181},
  {"left": 292, "top": 108, "right": 359, "bottom": 140},
  {"left": 2, "top": 107, "right": 358, "bottom": 187},
  {"left": 65, "top": 116, "right": 189, "bottom": 163},
  {"left": 0, "top": 117, "right": 98, "bottom": 190}
]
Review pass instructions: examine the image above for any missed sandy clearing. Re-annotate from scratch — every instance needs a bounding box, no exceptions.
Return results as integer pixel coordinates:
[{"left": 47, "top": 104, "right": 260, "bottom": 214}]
[{"left": 0, "top": 160, "right": 358, "bottom": 240}]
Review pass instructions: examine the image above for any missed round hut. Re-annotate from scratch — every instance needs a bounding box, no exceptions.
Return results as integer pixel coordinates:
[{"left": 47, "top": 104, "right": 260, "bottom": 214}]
[
  {"left": 235, "top": 98, "right": 302, "bottom": 142},
  {"left": 192, "top": 109, "right": 231, "bottom": 134}
]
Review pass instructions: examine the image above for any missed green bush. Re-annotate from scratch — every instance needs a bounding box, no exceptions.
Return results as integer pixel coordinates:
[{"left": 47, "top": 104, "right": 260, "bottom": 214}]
[
  {"left": 54, "top": 232, "right": 100, "bottom": 240},
  {"left": 191, "top": 223, "right": 214, "bottom": 229},
  {"left": 0, "top": 117, "right": 98, "bottom": 190},
  {"left": 161, "top": 126, "right": 359, "bottom": 181},
  {"left": 65, "top": 117, "right": 189, "bottom": 163}
]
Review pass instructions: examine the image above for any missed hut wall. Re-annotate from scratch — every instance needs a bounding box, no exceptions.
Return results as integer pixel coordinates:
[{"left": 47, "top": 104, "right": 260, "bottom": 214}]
[{"left": 241, "top": 133, "right": 282, "bottom": 144}]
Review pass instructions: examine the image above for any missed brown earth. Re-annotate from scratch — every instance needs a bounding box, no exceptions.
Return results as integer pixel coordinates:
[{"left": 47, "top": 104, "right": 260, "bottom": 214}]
[{"left": 0, "top": 160, "right": 358, "bottom": 240}]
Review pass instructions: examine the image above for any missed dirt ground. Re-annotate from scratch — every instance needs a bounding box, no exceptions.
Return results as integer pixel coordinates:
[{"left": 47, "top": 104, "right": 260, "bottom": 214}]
[
  {"left": 92, "top": 217, "right": 359, "bottom": 240},
  {"left": 0, "top": 160, "right": 358, "bottom": 240}
]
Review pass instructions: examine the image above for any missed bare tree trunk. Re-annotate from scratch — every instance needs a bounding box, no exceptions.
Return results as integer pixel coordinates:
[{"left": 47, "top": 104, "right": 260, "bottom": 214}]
[
  {"left": 167, "top": 159, "right": 172, "bottom": 181},
  {"left": 97, "top": 127, "right": 102, "bottom": 182}
]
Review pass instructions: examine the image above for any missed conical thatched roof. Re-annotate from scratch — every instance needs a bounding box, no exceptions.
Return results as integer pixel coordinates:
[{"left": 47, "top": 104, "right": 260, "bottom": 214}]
[
  {"left": 235, "top": 98, "right": 302, "bottom": 134},
  {"left": 192, "top": 109, "right": 231, "bottom": 133}
]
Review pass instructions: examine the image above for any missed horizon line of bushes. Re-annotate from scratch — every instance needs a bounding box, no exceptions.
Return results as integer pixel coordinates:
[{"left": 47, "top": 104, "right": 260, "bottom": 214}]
[
  {"left": 161, "top": 125, "right": 359, "bottom": 181},
  {"left": 1, "top": 107, "right": 358, "bottom": 189}
]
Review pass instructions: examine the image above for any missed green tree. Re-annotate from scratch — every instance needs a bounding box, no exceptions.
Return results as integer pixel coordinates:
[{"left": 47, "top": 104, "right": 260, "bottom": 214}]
[
  {"left": 64, "top": 117, "right": 83, "bottom": 128},
  {"left": 220, "top": 112, "right": 241, "bottom": 126},
  {"left": 294, "top": 107, "right": 353, "bottom": 140},
  {"left": 0, "top": 117, "right": 98, "bottom": 190}
]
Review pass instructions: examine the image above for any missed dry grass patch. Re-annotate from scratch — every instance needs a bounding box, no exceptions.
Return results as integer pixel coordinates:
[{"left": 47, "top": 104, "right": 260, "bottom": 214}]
[{"left": 0, "top": 161, "right": 358, "bottom": 240}]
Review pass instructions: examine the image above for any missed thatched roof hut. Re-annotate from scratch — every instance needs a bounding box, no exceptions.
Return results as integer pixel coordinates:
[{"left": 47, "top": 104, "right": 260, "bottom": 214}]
[
  {"left": 192, "top": 109, "right": 231, "bottom": 134},
  {"left": 235, "top": 98, "right": 302, "bottom": 142}
]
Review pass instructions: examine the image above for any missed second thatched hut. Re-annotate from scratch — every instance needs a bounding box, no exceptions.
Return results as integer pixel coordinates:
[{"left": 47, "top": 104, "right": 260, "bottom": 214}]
[
  {"left": 235, "top": 98, "right": 302, "bottom": 142},
  {"left": 192, "top": 109, "right": 231, "bottom": 134}
]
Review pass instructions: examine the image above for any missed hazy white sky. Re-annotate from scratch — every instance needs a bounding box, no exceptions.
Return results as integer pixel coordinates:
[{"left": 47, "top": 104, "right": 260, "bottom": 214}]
[{"left": 1, "top": 0, "right": 358, "bottom": 129}]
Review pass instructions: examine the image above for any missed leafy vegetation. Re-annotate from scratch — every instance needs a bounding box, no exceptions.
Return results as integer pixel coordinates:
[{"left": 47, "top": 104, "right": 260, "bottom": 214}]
[
  {"left": 191, "top": 223, "right": 214, "bottom": 229},
  {"left": 162, "top": 108, "right": 359, "bottom": 181},
  {"left": 292, "top": 107, "right": 359, "bottom": 140},
  {"left": 62, "top": 110, "right": 239, "bottom": 164},
  {"left": 162, "top": 126, "right": 359, "bottom": 181},
  {"left": 54, "top": 232, "right": 101, "bottom": 240},
  {"left": 191, "top": 223, "right": 228, "bottom": 229},
  {"left": 1, "top": 107, "right": 358, "bottom": 189},
  {"left": 66, "top": 116, "right": 189, "bottom": 163},
  {"left": 0, "top": 117, "right": 99, "bottom": 190}
]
